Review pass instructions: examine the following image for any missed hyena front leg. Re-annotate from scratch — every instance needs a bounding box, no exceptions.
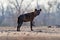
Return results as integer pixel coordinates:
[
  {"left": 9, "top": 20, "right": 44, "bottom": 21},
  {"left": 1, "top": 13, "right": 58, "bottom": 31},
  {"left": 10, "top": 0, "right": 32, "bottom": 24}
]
[{"left": 30, "top": 21, "right": 33, "bottom": 31}]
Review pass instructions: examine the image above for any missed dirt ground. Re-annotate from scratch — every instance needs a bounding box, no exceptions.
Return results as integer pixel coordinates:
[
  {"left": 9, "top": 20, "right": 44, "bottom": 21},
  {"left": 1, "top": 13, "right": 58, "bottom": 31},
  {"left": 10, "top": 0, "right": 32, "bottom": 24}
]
[{"left": 0, "top": 26, "right": 60, "bottom": 40}]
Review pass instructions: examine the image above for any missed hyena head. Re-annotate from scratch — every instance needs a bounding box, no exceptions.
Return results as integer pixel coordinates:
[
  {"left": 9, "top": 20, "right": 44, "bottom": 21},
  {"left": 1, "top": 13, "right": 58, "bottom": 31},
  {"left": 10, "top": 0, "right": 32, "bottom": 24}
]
[{"left": 35, "top": 9, "right": 42, "bottom": 15}]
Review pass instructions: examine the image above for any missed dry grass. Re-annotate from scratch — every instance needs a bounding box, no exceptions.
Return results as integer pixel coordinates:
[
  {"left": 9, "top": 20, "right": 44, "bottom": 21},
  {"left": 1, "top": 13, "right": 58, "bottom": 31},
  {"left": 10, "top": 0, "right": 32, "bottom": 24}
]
[{"left": 0, "top": 26, "right": 60, "bottom": 40}]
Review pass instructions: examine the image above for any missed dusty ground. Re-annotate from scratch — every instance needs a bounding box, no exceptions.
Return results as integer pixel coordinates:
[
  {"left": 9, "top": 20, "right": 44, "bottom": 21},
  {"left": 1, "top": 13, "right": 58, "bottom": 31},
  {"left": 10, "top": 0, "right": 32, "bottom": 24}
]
[{"left": 0, "top": 26, "right": 60, "bottom": 40}]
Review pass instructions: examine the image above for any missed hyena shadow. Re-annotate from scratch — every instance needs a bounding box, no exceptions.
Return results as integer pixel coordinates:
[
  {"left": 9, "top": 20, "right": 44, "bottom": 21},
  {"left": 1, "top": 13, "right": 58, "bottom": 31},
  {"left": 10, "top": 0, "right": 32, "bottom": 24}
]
[{"left": 17, "top": 9, "right": 42, "bottom": 31}]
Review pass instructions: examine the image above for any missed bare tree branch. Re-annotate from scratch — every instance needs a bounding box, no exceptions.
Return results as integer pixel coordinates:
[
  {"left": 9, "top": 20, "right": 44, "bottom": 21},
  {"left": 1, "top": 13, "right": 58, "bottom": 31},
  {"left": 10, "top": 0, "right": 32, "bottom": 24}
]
[
  {"left": 8, "top": 0, "right": 17, "bottom": 9},
  {"left": 0, "top": 3, "right": 4, "bottom": 16},
  {"left": 8, "top": 0, "right": 35, "bottom": 16},
  {"left": 8, "top": 0, "right": 24, "bottom": 15},
  {"left": 19, "top": 0, "right": 24, "bottom": 8},
  {"left": 0, "top": 2, "right": 5, "bottom": 25},
  {"left": 16, "top": 0, "right": 24, "bottom": 14},
  {"left": 23, "top": 0, "right": 34, "bottom": 14}
]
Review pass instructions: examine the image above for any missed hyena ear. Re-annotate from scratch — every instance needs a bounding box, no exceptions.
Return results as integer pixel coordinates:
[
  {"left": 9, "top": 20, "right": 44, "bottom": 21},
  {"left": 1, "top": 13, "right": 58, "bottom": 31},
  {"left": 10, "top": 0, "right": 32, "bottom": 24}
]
[
  {"left": 35, "top": 9, "right": 37, "bottom": 11},
  {"left": 40, "top": 9, "right": 42, "bottom": 11}
]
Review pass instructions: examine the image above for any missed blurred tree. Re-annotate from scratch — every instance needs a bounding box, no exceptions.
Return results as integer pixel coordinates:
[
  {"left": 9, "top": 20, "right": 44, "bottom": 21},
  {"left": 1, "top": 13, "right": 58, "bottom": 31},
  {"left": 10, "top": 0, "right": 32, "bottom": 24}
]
[
  {"left": 8, "top": 0, "right": 34, "bottom": 16},
  {"left": 8, "top": 0, "right": 34, "bottom": 26},
  {"left": 47, "top": 0, "right": 57, "bottom": 27},
  {"left": 0, "top": 3, "right": 5, "bottom": 25}
]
